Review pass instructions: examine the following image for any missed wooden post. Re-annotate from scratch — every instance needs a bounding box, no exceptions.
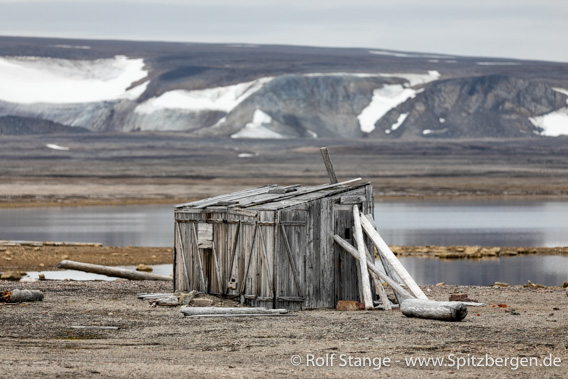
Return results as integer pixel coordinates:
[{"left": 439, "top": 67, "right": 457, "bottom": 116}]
[
  {"left": 57, "top": 260, "right": 173, "bottom": 281},
  {"left": 400, "top": 299, "right": 468, "bottom": 321},
  {"left": 332, "top": 235, "right": 414, "bottom": 300},
  {"left": 352, "top": 205, "right": 374, "bottom": 309},
  {"left": 359, "top": 214, "right": 428, "bottom": 300},
  {"left": 320, "top": 147, "right": 338, "bottom": 184}
]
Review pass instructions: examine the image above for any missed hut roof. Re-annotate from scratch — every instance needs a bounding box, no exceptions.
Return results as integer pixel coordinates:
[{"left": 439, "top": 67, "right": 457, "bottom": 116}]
[{"left": 175, "top": 178, "right": 367, "bottom": 212}]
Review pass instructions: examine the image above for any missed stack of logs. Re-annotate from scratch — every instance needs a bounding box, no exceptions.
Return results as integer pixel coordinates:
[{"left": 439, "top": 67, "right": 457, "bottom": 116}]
[{"left": 332, "top": 205, "right": 470, "bottom": 322}]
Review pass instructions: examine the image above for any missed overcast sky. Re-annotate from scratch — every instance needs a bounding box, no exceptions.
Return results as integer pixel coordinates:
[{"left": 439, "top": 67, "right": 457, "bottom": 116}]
[{"left": 1, "top": 0, "right": 567, "bottom": 62}]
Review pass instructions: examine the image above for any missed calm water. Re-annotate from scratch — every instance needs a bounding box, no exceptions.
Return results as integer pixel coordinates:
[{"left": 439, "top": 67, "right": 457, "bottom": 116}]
[
  {"left": 1, "top": 200, "right": 567, "bottom": 247},
  {"left": 2, "top": 200, "right": 567, "bottom": 285}
]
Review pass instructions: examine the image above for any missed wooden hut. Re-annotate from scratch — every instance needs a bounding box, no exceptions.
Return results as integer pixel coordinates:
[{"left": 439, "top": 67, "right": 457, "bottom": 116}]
[{"left": 173, "top": 178, "right": 374, "bottom": 310}]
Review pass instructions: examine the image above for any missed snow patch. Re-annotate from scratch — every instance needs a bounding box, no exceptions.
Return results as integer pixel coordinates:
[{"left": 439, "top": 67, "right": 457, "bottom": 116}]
[
  {"left": 529, "top": 108, "right": 568, "bottom": 137},
  {"left": 0, "top": 56, "right": 148, "bottom": 104},
  {"left": 52, "top": 44, "right": 91, "bottom": 50},
  {"left": 369, "top": 50, "right": 453, "bottom": 59},
  {"left": 423, "top": 130, "right": 433, "bottom": 135},
  {"left": 390, "top": 113, "right": 408, "bottom": 131},
  {"left": 358, "top": 86, "right": 418, "bottom": 133},
  {"left": 231, "top": 109, "right": 285, "bottom": 139},
  {"left": 46, "top": 144, "right": 70, "bottom": 151},
  {"left": 439, "top": 118, "right": 446, "bottom": 123},
  {"left": 357, "top": 71, "right": 439, "bottom": 133},
  {"left": 238, "top": 153, "right": 257, "bottom": 158},
  {"left": 306, "top": 130, "right": 318, "bottom": 138},
  {"left": 553, "top": 88, "right": 568, "bottom": 101},
  {"left": 136, "top": 77, "right": 272, "bottom": 115},
  {"left": 476, "top": 62, "right": 521, "bottom": 66}
]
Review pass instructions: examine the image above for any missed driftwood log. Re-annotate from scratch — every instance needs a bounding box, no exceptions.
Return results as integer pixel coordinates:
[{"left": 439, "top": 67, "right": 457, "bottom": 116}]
[
  {"left": 400, "top": 299, "right": 468, "bottom": 321},
  {"left": 57, "top": 260, "right": 173, "bottom": 281},
  {"left": 180, "top": 307, "right": 288, "bottom": 317},
  {"left": 0, "top": 289, "right": 44, "bottom": 303}
]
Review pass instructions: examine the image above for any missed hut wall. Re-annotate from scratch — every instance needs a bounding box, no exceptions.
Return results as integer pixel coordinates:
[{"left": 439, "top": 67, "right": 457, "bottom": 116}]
[{"left": 174, "top": 183, "right": 374, "bottom": 310}]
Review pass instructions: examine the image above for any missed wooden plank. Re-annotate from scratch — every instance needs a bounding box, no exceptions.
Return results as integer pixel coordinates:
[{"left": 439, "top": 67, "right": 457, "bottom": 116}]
[
  {"left": 258, "top": 226, "right": 274, "bottom": 297},
  {"left": 352, "top": 205, "right": 374, "bottom": 309},
  {"left": 360, "top": 214, "right": 428, "bottom": 300},
  {"left": 211, "top": 241, "right": 222, "bottom": 293},
  {"left": 176, "top": 222, "right": 191, "bottom": 291},
  {"left": 175, "top": 185, "right": 277, "bottom": 208},
  {"left": 191, "top": 223, "right": 207, "bottom": 291},
  {"left": 340, "top": 195, "right": 366, "bottom": 205},
  {"left": 279, "top": 224, "right": 304, "bottom": 297},
  {"left": 197, "top": 222, "right": 213, "bottom": 249},
  {"left": 239, "top": 223, "right": 258, "bottom": 294},
  {"left": 226, "top": 220, "right": 241, "bottom": 295},
  {"left": 320, "top": 147, "right": 338, "bottom": 184},
  {"left": 365, "top": 213, "right": 402, "bottom": 305},
  {"left": 364, "top": 243, "right": 392, "bottom": 310},
  {"left": 239, "top": 178, "right": 362, "bottom": 209},
  {"left": 331, "top": 235, "right": 414, "bottom": 300}
]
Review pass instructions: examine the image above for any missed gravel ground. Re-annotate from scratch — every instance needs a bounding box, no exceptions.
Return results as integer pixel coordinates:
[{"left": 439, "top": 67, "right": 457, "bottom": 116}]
[{"left": 1, "top": 280, "right": 566, "bottom": 378}]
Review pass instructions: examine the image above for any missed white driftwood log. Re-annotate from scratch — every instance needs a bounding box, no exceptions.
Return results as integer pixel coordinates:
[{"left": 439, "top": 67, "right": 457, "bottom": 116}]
[
  {"left": 57, "top": 260, "right": 173, "bottom": 281},
  {"left": 180, "top": 307, "right": 288, "bottom": 316},
  {"left": 332, "top": 235, "right": 414, "bottom": 300},
  {"left": 359, "top": 214, "right": 428, "bottom": 300},
  {"left": 400, "top": 299, "right": 468, "bottom": 321},
  {"left": 352, "top": 205, "right": 374, "bottom": 309}
]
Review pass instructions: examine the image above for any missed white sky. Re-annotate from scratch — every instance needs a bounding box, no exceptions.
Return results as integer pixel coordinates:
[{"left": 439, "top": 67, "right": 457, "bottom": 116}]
[{"left": 0, "top": 0, "right": 567, "bottom": 62}]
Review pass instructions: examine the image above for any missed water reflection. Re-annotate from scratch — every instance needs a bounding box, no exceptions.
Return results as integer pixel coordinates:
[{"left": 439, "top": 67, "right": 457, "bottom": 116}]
[
  {"left": 400, "top": 255, "right": 568, "bottom": 286},
  {"left": 374, "top": 199, "right": 568, "bottom": 247},
  {"left": 0, "top": 200, "right": 567, "bottom": 247}
]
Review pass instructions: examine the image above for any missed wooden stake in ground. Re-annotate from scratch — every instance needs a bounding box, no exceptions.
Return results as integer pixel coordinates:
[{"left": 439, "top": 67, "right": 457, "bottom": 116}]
[
  {"left": 320, "top": 147, "right": 338, "bottom": 184},
  {"left": 352, "top": 205, "right": 374, "bottom": 309},
  {"left": 359, "top": 214, "right": 428, "bottom": 300}
]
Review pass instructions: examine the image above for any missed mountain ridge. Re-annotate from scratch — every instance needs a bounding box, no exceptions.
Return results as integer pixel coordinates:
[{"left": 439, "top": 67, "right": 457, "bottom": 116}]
[{"left": 1, "top": 36, "right": 567, "bottom": 139}]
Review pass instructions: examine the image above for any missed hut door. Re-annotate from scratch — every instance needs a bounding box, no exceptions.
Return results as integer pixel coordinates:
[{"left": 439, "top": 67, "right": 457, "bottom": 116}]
[
  {"left": 333, "top": 204, "right": 360, "bottom": 303},
  {"left": 276, "top": 210, "right": 307, "bottom": 310}
]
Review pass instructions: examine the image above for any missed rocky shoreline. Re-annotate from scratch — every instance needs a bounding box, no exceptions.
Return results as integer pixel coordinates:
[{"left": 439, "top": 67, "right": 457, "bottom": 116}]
[{"left": 1, "top": 242, "right": 567, "bottom": 274}]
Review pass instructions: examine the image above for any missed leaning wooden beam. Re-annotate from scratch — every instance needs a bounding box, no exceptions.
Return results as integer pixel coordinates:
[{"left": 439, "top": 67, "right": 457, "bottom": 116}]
[
  {"left": 57, "top": 260, "right": 173, "bottom": 281},
  {"left": 332, "top": 235, "right": 414, "bottom": 300},
  {"left": 320, "top": 147, "right": 338, "bottom": 184},
  {"left": 359, "top": 214, "right": 428, "bottom": 300},
  {"left": 365, "top": 213, "right": 403, "bottom": 305},
  {"left": 400, "top": 299, "right": 468, "bottom": 321},
  {"left": 363, "top": 242, "right": 392, "bottom": 310},
  {"left": 352, "top": 205, "right": 374, "bottom": 310},
  {"left": 180, "top": 306, "right": 288, "bottom": 316}
]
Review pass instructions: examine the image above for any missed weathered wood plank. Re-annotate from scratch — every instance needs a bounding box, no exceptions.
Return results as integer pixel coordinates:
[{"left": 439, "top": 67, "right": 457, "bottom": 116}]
[
  {"left": 360, "top": 214, "right": 428, "bottom": 300},
  {"left": 331, "top": 235, "right": 414, "bottom": 300},
  {"left": 175, "top": 185, "right": 277, "bottom": 208},
  {"left": 352, "top": 205, "right": 374, "bottom": 309},
  {"left": 320, "top": 147, "right": 339, "bottom": 184}
]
